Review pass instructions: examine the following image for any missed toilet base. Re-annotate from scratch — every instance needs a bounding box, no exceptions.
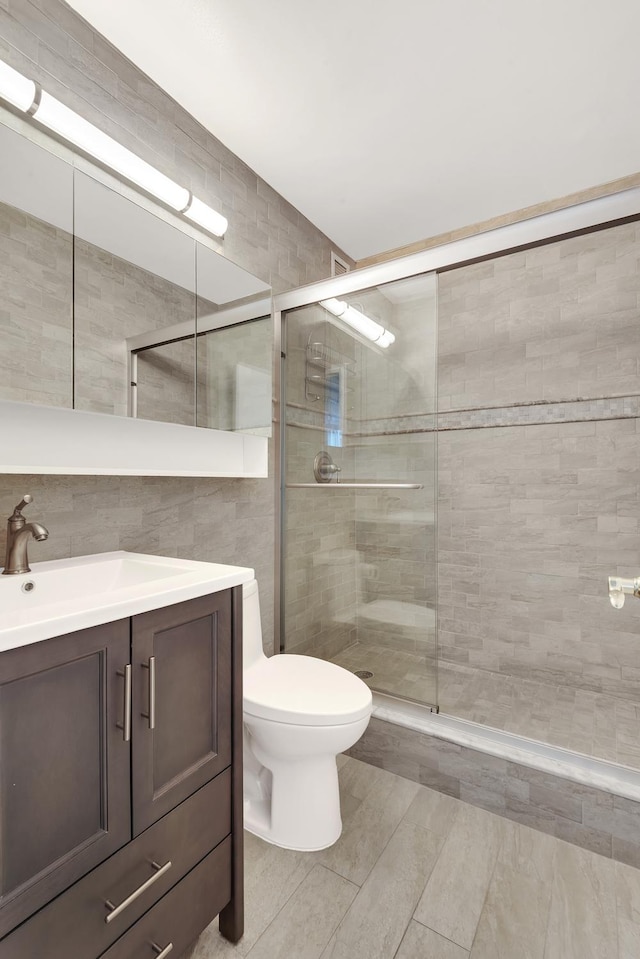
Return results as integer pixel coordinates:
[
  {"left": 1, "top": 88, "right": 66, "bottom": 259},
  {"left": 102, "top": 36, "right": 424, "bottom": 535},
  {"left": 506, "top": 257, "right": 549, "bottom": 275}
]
[
  {"left": 242, "top": 711, "right": 371, "bottom": 852},
  {"left": 243, "top": 748, "right": 345, "bottom": 851},
  {"left": 244, "top": 797, "right": 341, "bottom": 852}
]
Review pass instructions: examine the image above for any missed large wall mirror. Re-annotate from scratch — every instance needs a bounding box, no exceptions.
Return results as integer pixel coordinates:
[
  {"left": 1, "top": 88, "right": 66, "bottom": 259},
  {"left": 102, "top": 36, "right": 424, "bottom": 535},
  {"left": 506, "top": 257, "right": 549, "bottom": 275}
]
[
  {"left": 0, "top": 113, "right": 272, "bottom": 438},
  {"left": 0, "top": 121, "right": 74, "bottom": 410}
]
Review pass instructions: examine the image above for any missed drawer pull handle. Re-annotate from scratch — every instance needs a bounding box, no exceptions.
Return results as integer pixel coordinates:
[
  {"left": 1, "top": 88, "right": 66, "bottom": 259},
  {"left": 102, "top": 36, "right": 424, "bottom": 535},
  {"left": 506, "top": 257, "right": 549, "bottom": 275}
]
[
  {"left": 141, "top": 656, "right": 156, "bottom": 729},
  {"left": 104, "top": 859, "right": 172, "bottom": 923},
  {"left": 116, "top": 665, "right": 132, "bottom": 742},
  {"left": 151, "top": 943, "right": 173, "bottom": 959}
]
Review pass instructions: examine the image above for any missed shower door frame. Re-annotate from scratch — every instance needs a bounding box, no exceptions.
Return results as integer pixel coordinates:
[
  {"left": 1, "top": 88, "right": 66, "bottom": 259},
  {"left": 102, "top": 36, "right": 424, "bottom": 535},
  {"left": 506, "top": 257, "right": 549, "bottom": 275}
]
[{"left": 273, "top": 186, "right": 640, "bottom": 674}]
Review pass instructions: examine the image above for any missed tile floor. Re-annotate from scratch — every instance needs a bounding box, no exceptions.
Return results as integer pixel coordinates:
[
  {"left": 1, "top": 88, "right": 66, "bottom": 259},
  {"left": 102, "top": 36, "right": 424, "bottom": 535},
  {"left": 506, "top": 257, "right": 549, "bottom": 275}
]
[
  {"left": 330, "top": 642, "right": 640, "bottom": 768},
  {"left": 184, "top": 756, "right": 639, "bottom": 959}
]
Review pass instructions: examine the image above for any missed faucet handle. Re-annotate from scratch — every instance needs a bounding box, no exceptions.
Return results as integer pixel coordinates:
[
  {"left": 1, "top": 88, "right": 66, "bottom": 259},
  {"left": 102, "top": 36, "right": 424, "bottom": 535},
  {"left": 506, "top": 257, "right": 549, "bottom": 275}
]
[
  {"left": 9, "top": 493, "right": 33, "bottom": 522},
  {"left": 313, "top": 451, "right": 342, "bottom": 483},
  {"left": 8, "top": 495, "right": 34, "bottom": 525}
]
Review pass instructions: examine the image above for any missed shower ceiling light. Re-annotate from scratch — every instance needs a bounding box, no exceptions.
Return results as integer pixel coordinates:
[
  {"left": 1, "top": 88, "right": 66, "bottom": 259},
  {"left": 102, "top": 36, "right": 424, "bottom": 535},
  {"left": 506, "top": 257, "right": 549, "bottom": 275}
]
[
  {"left": 320, "top": 297, "right": 395, "bottom": 348},
  {"left": 0, "top": 60, "right": 36, "bottom": 112},
  {"left": 0, "top": 59, "right": 228, "bottom": 237}
]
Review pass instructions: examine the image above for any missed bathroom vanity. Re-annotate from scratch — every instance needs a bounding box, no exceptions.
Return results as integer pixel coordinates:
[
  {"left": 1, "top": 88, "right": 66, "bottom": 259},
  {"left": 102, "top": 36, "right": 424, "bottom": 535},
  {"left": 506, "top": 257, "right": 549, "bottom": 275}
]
[{"left": 0, "top": 551, "right": 252, "bottom": 959}]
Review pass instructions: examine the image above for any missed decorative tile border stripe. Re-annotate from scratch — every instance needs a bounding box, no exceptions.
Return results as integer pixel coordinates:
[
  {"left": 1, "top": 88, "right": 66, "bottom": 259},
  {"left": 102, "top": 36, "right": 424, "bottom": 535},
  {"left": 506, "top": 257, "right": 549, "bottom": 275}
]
[
  {"left": 349, "top": 412, "right": 436, "bottom": 436},
  {"left": 348, "top": 716, "right": 640, "bottom": 867},
  {"left": 285, "top": 405, "right": 326, "bottom": 430},
  {"left": 285, "top": 406, "right": 436, "bottom": 436},
  {"left": 286, "top": 395, "right": 640, "bottom": 437},
  {"left": 437, "top": 395, "right": 640, "bottom": 432}
]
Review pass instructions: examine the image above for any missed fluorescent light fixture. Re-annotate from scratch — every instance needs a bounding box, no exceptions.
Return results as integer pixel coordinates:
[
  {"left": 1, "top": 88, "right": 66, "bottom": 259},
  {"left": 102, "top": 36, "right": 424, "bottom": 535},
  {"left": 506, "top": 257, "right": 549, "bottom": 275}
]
[
  {"left": 183, "top": 195, "right": 228, "bottom": 238},
  {"left": 0, "top": 57, "right": 229, "bottom": 238},
  {"left": 376, "top": 329, "right": 396, "bottom": 348},
  {"left": 34, "top": 91, "right": 191, "bottom": 211},
  {"left": 320, "top": 297, "right": 395, "bottom": 348},
  {"left": 0, "top": 60, "right": 36, "bottom": 112}
]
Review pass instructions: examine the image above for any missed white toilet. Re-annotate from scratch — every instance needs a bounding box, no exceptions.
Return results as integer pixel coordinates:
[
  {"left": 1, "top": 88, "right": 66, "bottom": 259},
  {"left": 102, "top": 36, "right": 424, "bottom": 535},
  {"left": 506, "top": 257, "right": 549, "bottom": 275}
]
[{"left": 242, "top": 579, "right": 372, "bottom": 851}]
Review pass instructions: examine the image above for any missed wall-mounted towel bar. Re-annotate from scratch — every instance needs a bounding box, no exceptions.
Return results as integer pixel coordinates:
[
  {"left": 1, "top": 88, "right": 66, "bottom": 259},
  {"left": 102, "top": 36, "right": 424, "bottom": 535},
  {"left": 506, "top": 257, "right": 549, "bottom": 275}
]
[{"left": 286, "top": 482, "right": 424, "bottom": 490}]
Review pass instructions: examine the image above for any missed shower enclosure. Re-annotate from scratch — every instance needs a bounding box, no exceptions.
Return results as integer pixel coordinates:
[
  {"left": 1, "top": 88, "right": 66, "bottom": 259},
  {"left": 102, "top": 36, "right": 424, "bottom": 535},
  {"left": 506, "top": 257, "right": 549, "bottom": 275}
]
[
  {"left": 276, "top": 271, "right": 439, "bottom": 706},
  {"left": 275, "top": 186, "right": 640, "bottom": 775}
]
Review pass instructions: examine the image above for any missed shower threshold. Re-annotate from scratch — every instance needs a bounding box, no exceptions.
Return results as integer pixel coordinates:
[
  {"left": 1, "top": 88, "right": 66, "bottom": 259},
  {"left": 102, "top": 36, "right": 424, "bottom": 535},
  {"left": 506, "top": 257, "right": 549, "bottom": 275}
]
[{"left": 372, "top": 691, "right": 640, "bottom": 804}]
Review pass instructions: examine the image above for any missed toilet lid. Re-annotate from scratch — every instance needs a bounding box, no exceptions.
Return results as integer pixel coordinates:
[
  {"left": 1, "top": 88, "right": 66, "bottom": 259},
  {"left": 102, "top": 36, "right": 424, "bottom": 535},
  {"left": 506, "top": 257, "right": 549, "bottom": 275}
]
[{"left": 243, "top": 654, "right": 373, "bottom": 726}]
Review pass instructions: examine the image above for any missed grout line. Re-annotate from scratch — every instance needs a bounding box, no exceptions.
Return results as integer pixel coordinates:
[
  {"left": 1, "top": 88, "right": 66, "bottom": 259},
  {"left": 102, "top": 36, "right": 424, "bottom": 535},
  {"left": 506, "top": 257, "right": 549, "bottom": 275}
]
[
  {"left": 465, "top": 829, "right": 504, "bottom": 956},
  {"left": 391, "top": 923, "right": 413, "bottom": 959},
  {"left": 410, "top": 916, "right": 471, "bottom": 955},
  {"left": 240, "top": 849, "right": 318, "bottom": 957},
  {"left": 540, "top": 843, "right": 559, "bottom": 959}
]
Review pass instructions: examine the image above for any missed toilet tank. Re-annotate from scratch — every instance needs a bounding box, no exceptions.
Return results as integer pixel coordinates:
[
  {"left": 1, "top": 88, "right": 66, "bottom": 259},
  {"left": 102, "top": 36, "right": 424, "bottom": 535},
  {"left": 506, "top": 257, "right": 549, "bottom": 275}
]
[{"left": 242, "top": 578, "right": 266, "bottom": 670}]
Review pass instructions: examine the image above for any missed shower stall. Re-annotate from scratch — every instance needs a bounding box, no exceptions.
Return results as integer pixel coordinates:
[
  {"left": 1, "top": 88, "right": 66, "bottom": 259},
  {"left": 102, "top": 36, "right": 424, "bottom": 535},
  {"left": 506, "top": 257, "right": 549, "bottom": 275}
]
[
  {"left": 274, "top": 187, "right": 640, "bottom": 797},
  {"left": 278, "top": 272, "right": 438, "bottom": 706}
]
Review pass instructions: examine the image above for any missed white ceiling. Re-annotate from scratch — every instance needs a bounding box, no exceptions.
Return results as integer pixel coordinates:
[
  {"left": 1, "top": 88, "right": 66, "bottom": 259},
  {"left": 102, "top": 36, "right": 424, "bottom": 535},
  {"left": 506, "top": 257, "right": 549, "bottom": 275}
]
[{"left": 65, "top": 0, "right": 640, "bottom": 261}]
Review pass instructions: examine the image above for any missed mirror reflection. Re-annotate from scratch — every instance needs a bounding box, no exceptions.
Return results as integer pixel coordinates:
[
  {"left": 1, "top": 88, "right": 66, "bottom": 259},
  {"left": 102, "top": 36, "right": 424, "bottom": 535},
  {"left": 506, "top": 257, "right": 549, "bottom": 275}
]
[
  {"left": 134, "top": 339, "right": 196, "bottom": 426},
  {"left": 0, "top": 122, "right": 73, "bottom": 409},
  {"left": 196, "top": 243, "right": 271, "bottom": 435},
  {"left": 0, "top": 114, "right": 273, "bottom": 436},
  {"left": 73, "top": 171, "right": 196, "bottom": 424},
  {"left": 197, "top": 316, "right": 271, "bottom": 434}
]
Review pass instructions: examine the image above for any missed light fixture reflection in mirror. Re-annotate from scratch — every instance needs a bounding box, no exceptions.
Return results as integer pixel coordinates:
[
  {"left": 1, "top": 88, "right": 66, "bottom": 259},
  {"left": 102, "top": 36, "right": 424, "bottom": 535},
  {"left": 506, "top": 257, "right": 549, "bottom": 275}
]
[{"left": 320, "top": 297, "right": 395, "bottom": 347}]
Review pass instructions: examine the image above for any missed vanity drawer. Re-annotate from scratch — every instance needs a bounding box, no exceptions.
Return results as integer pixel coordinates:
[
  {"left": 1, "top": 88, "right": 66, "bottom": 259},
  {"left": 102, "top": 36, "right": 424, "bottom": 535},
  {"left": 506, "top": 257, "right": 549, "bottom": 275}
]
[
  {"left": 101, "top": 839, "right": 231, "bottom": 959},
  {"left": 0, "top": 770, "right": 230, "bottom": 959}
]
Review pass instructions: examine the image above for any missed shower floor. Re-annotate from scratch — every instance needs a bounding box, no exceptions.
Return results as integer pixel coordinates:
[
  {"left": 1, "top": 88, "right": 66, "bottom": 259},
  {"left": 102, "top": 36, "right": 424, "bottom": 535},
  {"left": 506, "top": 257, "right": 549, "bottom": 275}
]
[
  {"left": 330, "top": 642, "right": 640, "bottom": 769},
  {"left": 331, "top": 642, "right": 438, "bottom": 707}
]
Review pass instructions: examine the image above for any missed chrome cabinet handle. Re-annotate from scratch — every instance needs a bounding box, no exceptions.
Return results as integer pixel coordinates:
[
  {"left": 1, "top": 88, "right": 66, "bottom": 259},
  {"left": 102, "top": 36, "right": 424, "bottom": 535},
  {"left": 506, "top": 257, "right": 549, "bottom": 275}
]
[
  {"left": 116, "top": 665, "right": 132, "bottom": 742},
  {"left": 104, "top": 860, "right": 172, "bottom": 923},
  {"left": 141, "top": 656, "right": 156, "bottom": 729},
  {"left": 151, "top": 943, "right": 173, "bottom": 959}
]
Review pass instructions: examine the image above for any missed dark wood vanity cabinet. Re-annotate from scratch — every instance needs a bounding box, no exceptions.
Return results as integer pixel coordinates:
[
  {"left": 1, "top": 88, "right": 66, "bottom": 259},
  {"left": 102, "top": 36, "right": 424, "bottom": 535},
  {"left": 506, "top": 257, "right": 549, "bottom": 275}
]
[
  {"left": 132, "top": 591, "right": 232, "bottom": 834},
  {"left": 0, "top": 586, "right": 243, "bottom": 959},
  {"left": 0, "top": 620, "right": 131, "bottom": 939}
]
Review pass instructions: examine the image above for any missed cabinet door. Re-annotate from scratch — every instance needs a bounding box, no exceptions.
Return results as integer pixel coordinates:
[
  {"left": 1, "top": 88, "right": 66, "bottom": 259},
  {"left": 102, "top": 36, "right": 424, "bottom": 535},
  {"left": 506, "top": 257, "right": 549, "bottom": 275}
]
[
  {"left": 0, "top": 620, "right": 131, "bottom": 938},
  {"left": 131, "top": 591, "right": 232, "bottom": 834}
]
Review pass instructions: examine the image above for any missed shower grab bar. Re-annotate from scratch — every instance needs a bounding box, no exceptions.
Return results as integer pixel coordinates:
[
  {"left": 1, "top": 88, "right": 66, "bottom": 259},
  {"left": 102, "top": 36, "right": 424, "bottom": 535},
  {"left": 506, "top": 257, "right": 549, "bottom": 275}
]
[{"left": 286, "top": 482, "right": 424, "bottom": 490}]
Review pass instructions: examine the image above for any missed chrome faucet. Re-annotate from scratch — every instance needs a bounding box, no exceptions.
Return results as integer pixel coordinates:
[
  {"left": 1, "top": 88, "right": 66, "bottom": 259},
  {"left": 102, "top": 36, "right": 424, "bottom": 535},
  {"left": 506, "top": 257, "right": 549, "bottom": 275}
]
[
  {"left": 608, "top": 575, "right": 640, "bottom": 609},
  {"left": 2, "top": 495, "right": 49, "bottom": 575}
]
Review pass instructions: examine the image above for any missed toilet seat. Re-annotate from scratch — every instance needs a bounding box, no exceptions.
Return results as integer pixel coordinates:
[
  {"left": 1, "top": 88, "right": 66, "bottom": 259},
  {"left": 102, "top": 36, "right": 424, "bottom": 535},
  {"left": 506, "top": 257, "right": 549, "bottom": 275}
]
[{"left": 244, "top": 654, "right": 372, "bottom": 726}]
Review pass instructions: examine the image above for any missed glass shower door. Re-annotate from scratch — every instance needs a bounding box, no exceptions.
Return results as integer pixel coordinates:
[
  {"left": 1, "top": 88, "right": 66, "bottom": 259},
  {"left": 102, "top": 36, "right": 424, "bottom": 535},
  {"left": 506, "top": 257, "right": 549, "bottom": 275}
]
[{"left": 281, "top": 272, "right": 438, "bottom": 708}]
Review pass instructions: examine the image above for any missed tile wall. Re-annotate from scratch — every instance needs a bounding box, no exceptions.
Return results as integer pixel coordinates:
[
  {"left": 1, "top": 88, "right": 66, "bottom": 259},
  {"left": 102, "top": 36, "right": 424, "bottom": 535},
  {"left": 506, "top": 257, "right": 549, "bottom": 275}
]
[
  {"left": 0, "top": 0, "right": 354, "bottom": 650},
  {"left": 74, "top": 237, "right": 196, "bottom": 423},
  {"left": 0, "top": 200, "right": 73, "bottom": 407},
  {"left": 349, "top": 717, "right": 640, "bottom": 867},
  {"left": 437, "top": 222, "right": 640, "bottom": 727}
]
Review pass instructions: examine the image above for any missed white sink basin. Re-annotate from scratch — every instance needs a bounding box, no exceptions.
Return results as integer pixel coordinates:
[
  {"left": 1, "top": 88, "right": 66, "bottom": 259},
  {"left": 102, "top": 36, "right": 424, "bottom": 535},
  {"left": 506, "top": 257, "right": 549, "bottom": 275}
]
[{"left": 0, "top": 550, "right": 254, "bottom": 651}]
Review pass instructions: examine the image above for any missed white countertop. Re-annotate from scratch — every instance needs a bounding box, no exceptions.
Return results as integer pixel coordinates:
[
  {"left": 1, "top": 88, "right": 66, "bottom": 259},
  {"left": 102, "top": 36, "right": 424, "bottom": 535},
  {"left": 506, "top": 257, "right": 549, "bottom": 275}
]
[{"left": 0, "top": 550, "right": 254, "bottom": 652}]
